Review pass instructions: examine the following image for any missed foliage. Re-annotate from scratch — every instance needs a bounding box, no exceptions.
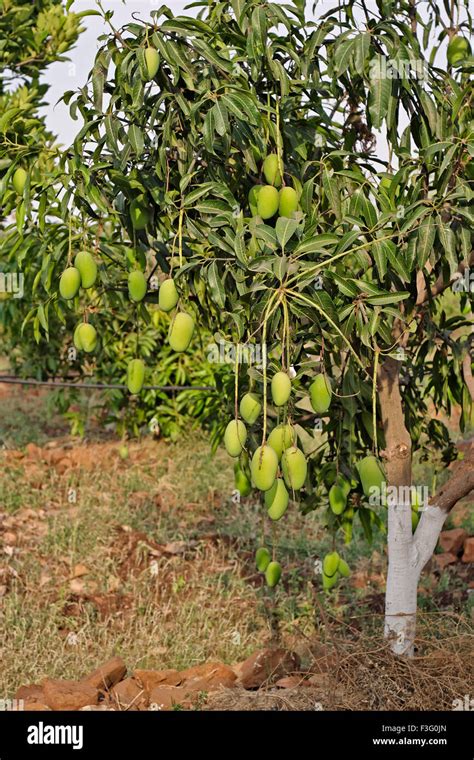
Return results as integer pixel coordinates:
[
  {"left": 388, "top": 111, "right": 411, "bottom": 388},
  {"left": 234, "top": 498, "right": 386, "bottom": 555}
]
[{"left": 2, "top": 0, "right": 474, "bottom": 561}]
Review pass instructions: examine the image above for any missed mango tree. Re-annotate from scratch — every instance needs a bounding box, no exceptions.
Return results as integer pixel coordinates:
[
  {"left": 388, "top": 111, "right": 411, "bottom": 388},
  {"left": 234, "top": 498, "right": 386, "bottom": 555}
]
[{"left": 18, "top": 0, "right": 474, "bottom": 655}]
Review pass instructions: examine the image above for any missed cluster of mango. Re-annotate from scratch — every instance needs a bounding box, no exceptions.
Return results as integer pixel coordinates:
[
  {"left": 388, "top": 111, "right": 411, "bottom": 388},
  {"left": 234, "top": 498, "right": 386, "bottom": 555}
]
[
  {"left": 224, "top": 367, "right": 387, "bottom": 587},
  {"left": 248, "top": 154, "right": 299, "bottom": 220}
]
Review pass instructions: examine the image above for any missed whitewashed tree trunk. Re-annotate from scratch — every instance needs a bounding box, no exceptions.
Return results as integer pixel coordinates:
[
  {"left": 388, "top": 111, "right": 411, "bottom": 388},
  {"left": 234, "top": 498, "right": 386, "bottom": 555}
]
[
  {"left": 378, "top": 356, "right": 474, "bottom": 657},
  {"left": 384, "top": 502, "right": 448, "bottom": 656}
]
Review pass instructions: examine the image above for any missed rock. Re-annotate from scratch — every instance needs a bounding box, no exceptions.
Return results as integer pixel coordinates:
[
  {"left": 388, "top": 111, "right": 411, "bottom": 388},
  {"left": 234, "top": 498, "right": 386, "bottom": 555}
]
[
  {"left": 133, "top": 669, "right": 182, "bottom": 692},
  {"left": 238, "top": 649, "right": 301, "bottom": 689},
  {"left": 15, "top": 684, "right": 44, "bottom": 702},
  {"left": 42, "top": 679, "right": 99, "bottom": 711},
  {"left": 111, "top": 677, "right": 147, "bottom": 710},
  {"left": 439, "top": 528, "right": 467, "bottom": 555},
  {"left": 461, "top": 537, "right": 474, "bottom": 563},
  {"left": 83, "top": 656, "right": 127, "bottom": 690},
  {"left": 25, "top": 443, "right": 42, "bottom": 459},
  {"left": 180, "top": 662, "right": 237, "bottom": 691},
  {"left": 432, "top": 552, "right": 458, "bottom": 571},
  {"left": 148, "top": 685, "right": 194, "bottom": 711}
]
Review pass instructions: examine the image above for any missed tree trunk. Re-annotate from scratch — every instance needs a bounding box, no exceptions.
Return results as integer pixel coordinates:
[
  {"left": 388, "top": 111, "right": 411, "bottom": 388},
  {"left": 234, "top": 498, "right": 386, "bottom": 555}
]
[{"left": 378, "top": 357, "right": 474, "bottom": 656}]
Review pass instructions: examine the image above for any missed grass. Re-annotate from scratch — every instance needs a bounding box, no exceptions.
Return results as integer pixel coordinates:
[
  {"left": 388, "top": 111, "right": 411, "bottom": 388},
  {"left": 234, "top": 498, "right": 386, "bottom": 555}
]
[{"left": 0, "top": 385, "right": 472, "bottom": 706}]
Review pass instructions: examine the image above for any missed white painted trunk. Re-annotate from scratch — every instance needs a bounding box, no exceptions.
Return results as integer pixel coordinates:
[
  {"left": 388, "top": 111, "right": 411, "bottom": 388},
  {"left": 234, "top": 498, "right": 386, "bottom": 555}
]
[{"left": 384, "top": 502, "right": 448, "bottom": 656}]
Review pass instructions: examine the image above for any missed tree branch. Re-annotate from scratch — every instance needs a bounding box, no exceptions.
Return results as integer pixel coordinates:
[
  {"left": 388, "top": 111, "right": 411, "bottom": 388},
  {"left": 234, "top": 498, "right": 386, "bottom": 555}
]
[
  {"left": 415, "top": 251, "right": 474, "bottom": 306},
  {"left": 428, "top": 447, "right": 474, "bottom": 512}
]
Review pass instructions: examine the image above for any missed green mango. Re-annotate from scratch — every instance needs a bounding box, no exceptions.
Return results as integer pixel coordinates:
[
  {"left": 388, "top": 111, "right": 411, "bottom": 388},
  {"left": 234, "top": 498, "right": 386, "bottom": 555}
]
[
  {"left": 130, "top": 199, "right": 150, "bottom": 230},
  {"left": 411, "top": 510, "right": 420, "bottom": 533},
  {"left": 168, "top": 311, "right": 195, "bottom": 352},
  {"left": 145, "top": 46, "right": 160, "bottom": 79},
  {"left": 278, "top": 187, "right": 298, "bottom": 217},
  {"left": 159, "top": 278, "right": 179, "bottom": 312},
  {"left": 74, "top": 251, "right": 97, "bottom": 289},
  {"left": 248, "top": 185, "right": 262, "bottom": 216},
  {"left": 281, "top": 446, "right": 307, "bottom": 490},
  {"left": 265, "top": 478, "right": 289, "bottom": 521},
  {"left": 358, "top": 455, "right": 386, "bottom": 498},
  {"left": 12, "top": 167, "right": 27, "bottom": 195},
  {"left": 271, "top": 371, "right": 291, "bottom": 406},
  {"left": 257, "top": 185, "right": 279, "bottom": 219},
  {"left": 322, "top": 571, "right": 339, "bottom": 591},
  {"left": 337, "top": 558, "right": 351, "bottom": 577},
  {"left": 224, "top": 419, "right": 247, "bottom": 457},
  {"left": 329, "top": 484, "right": 347, "bottom": 515},
  {"left": 119, "top": 445, "right": 129, "bottom": 460},
  {"left": 127, "top": 358, "right": 146, "bottom": 394},
  {"left": 77, "top": 323, "right": 97, "bottom": 353},
  {"left": 447, "top": 35, "right": 471, "bottom": 65},
  {"left": 128, "top": 270, "right": 147, "bottom": 303},
  {"left": 309, "top": 374, "right": 332, "bottom": 414},
  {"left": 323, "top": 551, "right": 340, "bottom": 578},
  {"left": 256, "top": 547, "right": 271, "bottom": 572},
  {"left": 262, "top": 154, "right": 282, "bottom": 187},
  {"left": 239, "top": 392, "right": 261, "bottom": 424},
  {"left": 265, "top": 560, "right": 282, "bottom": 587},
  {"left": 267, "top": 423, "right": 294, "bottom": 460},
  {"left": 234, "top": 463, "right": 252, "bottom": 497},
  {"left": 336, "top": 474, "right": 351, "bottom": 498},
  {"left": 251, "top": 445, "right": 278, "bottom": 491},
  {"left": 73, "top": 323, "right": 84, "bottom": 350},
  {"left": 59, "top": 267, "right": 81, "bottom": 300}
]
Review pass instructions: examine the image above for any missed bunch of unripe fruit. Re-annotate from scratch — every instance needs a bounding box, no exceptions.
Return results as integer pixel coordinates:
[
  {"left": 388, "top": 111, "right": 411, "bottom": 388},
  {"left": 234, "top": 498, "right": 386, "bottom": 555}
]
[
  {"left": 322, "top": 550, "right": 350, "bottom": 591},
  {"left": 59, "top": 246, "right": 195, "bottom": 394},
  {"left": 225, "top": 364, "right": 387, "bottom": 588},
  {"left": 255, "top": 547, "right": 281, "bottom": 588},
  {"left": 249, "top": 154, "right": 299, "bottom": 220}
]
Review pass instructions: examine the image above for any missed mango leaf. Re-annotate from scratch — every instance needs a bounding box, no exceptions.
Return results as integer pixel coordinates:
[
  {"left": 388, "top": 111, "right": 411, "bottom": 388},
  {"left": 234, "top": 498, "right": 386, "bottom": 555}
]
[
  {"left": 416, "top": 216, "right": 436, "bottom": 267},
  {"left": 368, "top": 55, "right": 391, "bottom": 129},
  {"left": 275, "top": 217, "right": 299, "bottom": 249}
]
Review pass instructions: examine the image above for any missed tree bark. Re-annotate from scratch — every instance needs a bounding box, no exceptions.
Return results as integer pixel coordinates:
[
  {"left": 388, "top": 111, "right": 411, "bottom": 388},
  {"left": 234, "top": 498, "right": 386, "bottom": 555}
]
[{"left": 378, "top": 357, "right": 474, "bottom": 656}]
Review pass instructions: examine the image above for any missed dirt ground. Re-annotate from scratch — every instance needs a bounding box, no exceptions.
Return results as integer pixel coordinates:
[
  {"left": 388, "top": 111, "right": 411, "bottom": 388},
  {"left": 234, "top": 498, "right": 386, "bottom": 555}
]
[{"left": 0, "top": 383, "right": 472, "bottom": 710}]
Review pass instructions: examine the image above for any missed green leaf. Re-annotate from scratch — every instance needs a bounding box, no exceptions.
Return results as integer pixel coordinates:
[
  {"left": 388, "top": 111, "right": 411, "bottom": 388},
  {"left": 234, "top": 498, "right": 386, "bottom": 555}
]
[
  {"left": 128, "top": 124, "right": 144, "bottom": 156},
  {"left": 416, "top": 216, "right": 436, "bottom": 267},
  {"left": 368, "top": 55, "right": 391, "bottom": 129},
  {"left": 372, "top": 239, "right": 387, "bottom": 280},
  {"left": 437, "top": 220, "right": 458, "bottom": 277},
  {"left": 253, "top": 224, "right": 278, "bottom": 247},
  {"left": 366, "top": 291, "right": 409, "bottom": 306},
  {"left": 275, "top": 217, "right": 299, "bottom": 249},
  {"left": 322, "top": 167, "right": 341, "bottom": 221},
  {"left": 207, "top": 261, "right": 226, "bottom": 309},
  {"left": 212, "top": 101, "right": 228, "bottom": 136}
]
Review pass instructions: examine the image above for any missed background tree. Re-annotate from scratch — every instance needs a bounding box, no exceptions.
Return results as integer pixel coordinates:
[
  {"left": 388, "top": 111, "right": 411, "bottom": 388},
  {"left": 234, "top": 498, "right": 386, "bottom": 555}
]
[
  {"left": 0, "top": 1, "right": 228, "bottom": 440},
  {"left": 10, "top": 0, "right": 474, "bottom": 655}
]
